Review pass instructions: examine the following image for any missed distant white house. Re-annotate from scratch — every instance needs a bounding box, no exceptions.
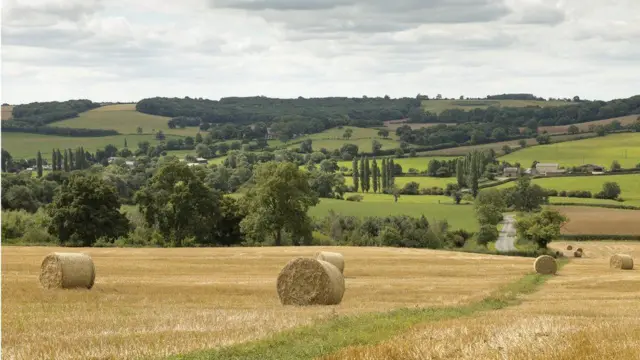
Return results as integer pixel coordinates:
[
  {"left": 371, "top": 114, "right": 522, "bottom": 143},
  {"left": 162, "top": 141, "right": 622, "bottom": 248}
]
[
  {"left": 532, "top": 163, "right": 566, "bottom": 176},
  {"left": 503, "top": 167, "right": 520, "bottom": 178}
]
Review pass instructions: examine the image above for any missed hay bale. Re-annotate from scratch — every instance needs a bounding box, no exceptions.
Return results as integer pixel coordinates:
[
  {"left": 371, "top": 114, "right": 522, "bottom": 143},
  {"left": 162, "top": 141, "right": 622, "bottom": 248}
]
[
  {"left": 573, "top": 251, "right": 582, "bottom": 258},
  {"left": 39, "top": 252, "right": 96, "bottom": 290},
  {"left": 610, "top": 254, "right": 634, "bottom": 270},
  {"left": 315, "top": 251, "right": 345, "bottom": 273},
  {"left": 277, "top": 258, "right": 345, "bottom": 306},
  {"left": 576, "top": 248, "right": 583, "bottom": 253},
  {"left": 566, "top": 245, "right": 573, "bottom": 250},
  {"left": 533, "top": 255, "right": 557, "bottom": 275}
]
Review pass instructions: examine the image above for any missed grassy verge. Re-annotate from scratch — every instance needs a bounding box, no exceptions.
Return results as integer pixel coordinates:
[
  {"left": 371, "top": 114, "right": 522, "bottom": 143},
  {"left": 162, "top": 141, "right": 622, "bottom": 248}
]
[{"left": 168, "top": 261, "right": 566, "bottom": 360}]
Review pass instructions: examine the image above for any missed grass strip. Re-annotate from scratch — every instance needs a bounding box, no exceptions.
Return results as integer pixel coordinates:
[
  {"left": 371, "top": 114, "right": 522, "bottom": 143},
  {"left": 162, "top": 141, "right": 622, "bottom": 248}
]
[{"left": 168, "top": 259, "right": 567, "bottom": 360}]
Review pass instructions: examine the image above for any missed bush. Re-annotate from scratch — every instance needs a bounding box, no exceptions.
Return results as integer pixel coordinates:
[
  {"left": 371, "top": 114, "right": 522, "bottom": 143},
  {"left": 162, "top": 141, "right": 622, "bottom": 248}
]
[
  {"left": 476, "top": 224, "right": 499, "bottom": 245},
  {"left": 400, "top": 181, "right": 420, "bottom": 195},
  {"left": 346, "top": 194, "right": 363, "bottom": 202}
]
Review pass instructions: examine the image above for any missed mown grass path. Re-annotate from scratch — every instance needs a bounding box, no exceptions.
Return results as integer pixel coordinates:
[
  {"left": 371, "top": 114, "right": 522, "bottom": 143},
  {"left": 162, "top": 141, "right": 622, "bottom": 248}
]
[{"left": 167, "top": 260, "right": 567, "bottom": 360}]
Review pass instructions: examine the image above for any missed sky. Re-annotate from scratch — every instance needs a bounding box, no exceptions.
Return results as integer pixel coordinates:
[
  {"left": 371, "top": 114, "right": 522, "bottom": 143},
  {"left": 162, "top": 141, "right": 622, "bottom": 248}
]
[{"left": 2, "top": 0, "right": 639, "bottom": 104}]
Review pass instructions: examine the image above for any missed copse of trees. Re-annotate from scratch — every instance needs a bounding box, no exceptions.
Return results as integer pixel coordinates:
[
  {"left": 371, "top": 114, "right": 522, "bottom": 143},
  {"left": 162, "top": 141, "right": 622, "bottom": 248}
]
[
  {"left": 10, "top": 100, "right": 101, "bottom": 125},
  {"left": 1, "top": 121, "right": 119, "bottom": 137},
  {"left": 486, "top": 93, "right": 547, "bottom": 101}
]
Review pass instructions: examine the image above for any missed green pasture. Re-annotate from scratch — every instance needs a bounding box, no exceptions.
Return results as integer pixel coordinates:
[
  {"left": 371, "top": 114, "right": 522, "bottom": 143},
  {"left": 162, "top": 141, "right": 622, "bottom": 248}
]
[
  {"left": 1, "top": 132, "right": 183, "bottom": 159},
  {"left": 344, "top": 176, "right": 457, "bottom": 189},
  {"left": 498, "top": 133, "right": 640, "bottom": 168},
  {"left": 337, "top": 156, "right": 460, "bottom": 172}
]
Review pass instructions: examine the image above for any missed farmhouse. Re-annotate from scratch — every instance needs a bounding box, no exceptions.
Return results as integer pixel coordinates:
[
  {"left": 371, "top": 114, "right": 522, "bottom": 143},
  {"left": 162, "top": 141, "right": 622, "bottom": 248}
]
[
  {"left": 576, "top": 164, "right": 605, "bottom": 174},
  {"left": 503, "top": 167, "right": 519, "bottom": 178},
  {"left": 531, "top": 163, "right": 566, "bottom": 176}
]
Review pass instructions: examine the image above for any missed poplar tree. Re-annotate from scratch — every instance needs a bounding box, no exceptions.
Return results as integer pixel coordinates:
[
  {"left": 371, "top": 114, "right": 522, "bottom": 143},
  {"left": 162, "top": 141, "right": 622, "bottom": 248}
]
[
  {"left": 63, "top": 149, "right": 70, "bottom": 172},
  {"left": 388, "top": 159, "right": 395, "bottom": 186},
  {"left": 56, "top": 149, "right": 63, "bottom": 170},
  {"left": 352, "top": 158, "right": 359, "bottom": 192},
  {"left": 36, "top": 151, "right": 43, "bottom": 178},
  {"left": 372, "top": 158, "right": 379, "bottom": 193},
  {"left": 381, "top": 158, "right": 388, "bottom": 190},
  {"left": 364, "top": 156, "right": 371, "bottom": 192},
  {"left": 52, "top": 149, "right": 58, "bottom": 171},
  {"left": 456, "top": 158, "right": 466, "bottom": 187},
  {"left": 359, "top": 157, "right": 365, "bottom": 193}
]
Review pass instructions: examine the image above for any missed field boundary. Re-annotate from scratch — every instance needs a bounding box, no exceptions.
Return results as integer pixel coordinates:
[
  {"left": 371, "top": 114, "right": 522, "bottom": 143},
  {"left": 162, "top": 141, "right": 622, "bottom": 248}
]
[
  {"left": 558, "top": 234, "right": 640, "bottom": 241},
  {"left": 550, "top": 202, "right": 640, "bottom": 210},
  {"left": 168, "top": 260, "right": 566, "bottom": 360}
]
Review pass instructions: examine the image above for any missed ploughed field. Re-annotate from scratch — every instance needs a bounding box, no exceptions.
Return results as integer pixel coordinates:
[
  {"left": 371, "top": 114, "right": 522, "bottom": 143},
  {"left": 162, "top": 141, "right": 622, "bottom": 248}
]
[{"left": 1, "top": 246, "right": 531, "bottom": 360}]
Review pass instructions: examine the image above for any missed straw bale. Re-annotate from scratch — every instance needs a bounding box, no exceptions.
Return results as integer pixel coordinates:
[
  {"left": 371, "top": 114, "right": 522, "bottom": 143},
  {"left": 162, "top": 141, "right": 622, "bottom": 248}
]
[
  {"left": 610, "top": 254, "right": 634, "bottom": 270},
  {"left": 533, "top": 255, "right": 557, "bottom": 275},
  {"left": 576, "top": 248, "right": 583, "bottom": 253},
  {"left": 573, "top": 251, "right": 582, "bottom": 258},
  {"left": 566, "top": 245, "right": 573, "bottom": 250},
  {"left": 314, "top": 251, "right": 345, "bottom": 273},
  {"left": 39, "top": 252, "right": 96, "bottom": 290},
  {"left": 277, "top": 258, "right": 345, "bottom": 306}
]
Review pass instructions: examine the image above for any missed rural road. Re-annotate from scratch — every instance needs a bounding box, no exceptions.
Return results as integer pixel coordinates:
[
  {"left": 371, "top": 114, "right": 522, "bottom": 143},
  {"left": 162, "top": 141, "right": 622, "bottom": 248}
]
[{"left": 495, "top": 214, "right": 517, "bottom": 252}]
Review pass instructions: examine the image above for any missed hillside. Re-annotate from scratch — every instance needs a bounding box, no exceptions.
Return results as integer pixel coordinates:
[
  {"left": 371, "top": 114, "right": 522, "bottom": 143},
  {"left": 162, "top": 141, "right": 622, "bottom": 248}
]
[
  {"left": 421, "top": 98, "right": 571, "bottom": 114},
  {"left": 534, "top": 115, "right": 639, "bottom": 135},
  {"left": 498, "top": 132, "right": 640, "bottom": 168}
]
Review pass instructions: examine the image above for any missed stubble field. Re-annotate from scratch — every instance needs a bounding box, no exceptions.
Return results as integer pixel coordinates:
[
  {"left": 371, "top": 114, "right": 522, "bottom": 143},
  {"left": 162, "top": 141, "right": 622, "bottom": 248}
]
[
  {"left": 324, "top": 241, "right": 640, "bottom": 360},
  {"left": 1, "top": 246, "right": 532, "bottom": 360}
]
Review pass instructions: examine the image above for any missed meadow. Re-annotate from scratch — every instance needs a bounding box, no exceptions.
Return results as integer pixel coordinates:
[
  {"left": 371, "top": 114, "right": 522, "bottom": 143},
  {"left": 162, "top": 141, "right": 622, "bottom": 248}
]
[
  {"left": 309, "top": 194, "right": 478, "bottom": 231},
  {"left": 325, "top": 241, "right": 640, "bottom": 360},
  {"left": 534, "top": 115, "right": 639, "bottom": 135},
  {"left": 420, "top": 99, "right": 570, "bottom": 114},
  {"left": 499, "top": 132, "right": 640, "bottom": 168},
  {"left": 494, "top": 174, "right": 640, "bottom": 205},
  {"left": 51, "top": 104, "right": 199, "bottom": 137},
  {"left": 1, "top": 246, "right": 532, "bottom": 360},
  {"left": 1, "top": 132, "right": 183, "bottom": 159},
  {"left": 337, "top": 156, "right": 460, "bottom": 172}
]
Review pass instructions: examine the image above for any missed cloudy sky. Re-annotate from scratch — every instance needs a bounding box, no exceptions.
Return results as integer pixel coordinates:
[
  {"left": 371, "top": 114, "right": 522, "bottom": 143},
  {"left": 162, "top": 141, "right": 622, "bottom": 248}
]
[{"left": 2, "top": 0, "right": 639, "bottom": 104}]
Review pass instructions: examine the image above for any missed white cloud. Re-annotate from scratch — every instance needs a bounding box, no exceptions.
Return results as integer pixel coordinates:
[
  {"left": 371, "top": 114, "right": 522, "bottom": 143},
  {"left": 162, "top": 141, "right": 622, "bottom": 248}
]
[{"left": 1, "top": 0, "right": 639, "bottom": 104}]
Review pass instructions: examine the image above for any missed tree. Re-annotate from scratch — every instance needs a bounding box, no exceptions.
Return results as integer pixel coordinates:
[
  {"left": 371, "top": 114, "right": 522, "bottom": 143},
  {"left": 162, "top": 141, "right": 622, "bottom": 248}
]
[
  {"left": 518, "top": 139, "right": 527, "bottom": 148},
  {"left": 63, "top": 150, "right": 70, "bottom": 172},
  {"left": 52, "top": 149, "right": 58, "bottom": 171},
  {"left": 319, "top": 159, "right": 338, "bottom": 173},
  {"left": 568, "top": 125, "right": 579, "bottom": 135},
  {"left": 388, "top": 159, "right": 395, "bottom": 186},
  {"left": 135, "top": 161, "right": 225, "bottom": 246},
  {"left": 515, "top": 209, "right": 567, "bottom": 248},
  {"left": 476, "top": 224, "right": 499, "bottom": 246},
  {"left": 381, "top": 158, "right": 387, "bottom": 190},
  {"left": 372, "top": 158, "right": 379, "bottom": 193},
  {"left": 377, "top": 129, "right": 389, "bottom": 139},
  {"left": 240, "top": 162, "right": 319, "bottom": 246},
  {"left": 610, "top": 160, "right": 621, "bottom": 172},
  {"left": 36, "top": 151, "right": 43, "bottom": 178},
  {"left": 371, "top": 140, "right": 382, "bottom": 155},
  {"left": 466, "top": 151, "right": 481, "bottom": 197},
  {"left": 56, "top": 149, "right": 62, "bottom": 170},
  {"left": 595, "top": 125, "right": 606, "bottom": 136},
  {"left": 68, "top": 148, "right": 74, "bottom": 169},
  {"left": 505, "top": 176, "right": 547, "bottom": 212},
  {"left": 136, "top": 126, "right": 143, "bottom": 135},
  {"left": 456, "top": 159, "right": 465, "bottom": 187},
  {"left": 536, "top": 133, "right": 551, "bottom": 144},
  {"left": 195, "top": 133, "right": 203, "bottom": 144},
  {"left": 300, "top": 139, "right": 313, "bottom": 153},
  {"left": 452, "top": 191, "right": 463, "bottom": 204},
  {"left": 218, "top": 143, "right": 230, "bottom": 155},
  {"left": 363, "top": 157, "right": 371, "bottom": 192},
  {"left": 47, "top": 174, "right": 129, "bottom": 246},
  {"left": 343, "top": 128, "right": 353, "bottom": 140},
  {"left": 155, "top": 130, "right": 165, "bottom": 140},
  {"left": 124, "top": 138, "right": 128, "bottom": 148},
  {"left": 1, "top": 149, "right": 12, "bottom": 172},
  {"left": 352, "top": 158, "right": 359, "bottom": 192},
  {"left": 597, "top": 182, "right": 621, "bottom": 200},
  {"left": 502, "top": 145, "right": 512, "bottom": 154},
  {"left": 572, "top": 95, "right": 580, "bottom": 102},
  {"left": 474, "top": 189, "right": 506, "bottom": 226},
  {"left": 359, "top": 157, "right": 365, "bottom": 193}
]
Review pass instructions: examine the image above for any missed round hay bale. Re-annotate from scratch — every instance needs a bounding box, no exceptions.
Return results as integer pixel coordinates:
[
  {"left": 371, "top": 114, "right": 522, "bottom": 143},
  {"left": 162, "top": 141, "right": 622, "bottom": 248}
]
[
  {"left": 576, "top": 248, "right": 583, "bottom": 253},
  {"left": 533, "top": 255, "right": 557, "bottom": 275},
  {"left": 566, "top": 245, "right": 573, "bottom": 250},
  {"left": 39, "top": 252, "right": 96, "bottom": 290},
  {"left": 610, "top": 254, "right": 634, "bottom": 270},
  {"left": 315, "top": 251, "right": 345, "bottom": 273},
  {"left": 277, "top": 258, "right": 345, "bottom": 306},
  {"left": 573, "top": 251, "right": 582, "bottom": 258}
]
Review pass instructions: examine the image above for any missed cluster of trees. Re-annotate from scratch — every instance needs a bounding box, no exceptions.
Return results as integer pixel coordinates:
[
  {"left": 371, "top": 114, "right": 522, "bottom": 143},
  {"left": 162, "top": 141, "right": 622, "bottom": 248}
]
[
  {"left": 396, "top": 121, "right": 525, "bottom": 148},
  {"left": 409, "top": 95, "right": 640, "bottom": 127},
  {"left": 486, "top": 94, "right": 548, "bottom": 101},
  {"left": 1, "top": 121, "right": 118, "bottom": 137},
  {"left": 10, "top": 100, "right": 101, "bottom": 125},
  {"left": 350, "top": 157, "right": 397, "bottom": 194},
  {"left": 545, "top": 182, "right": 622, "bottom": 201}
]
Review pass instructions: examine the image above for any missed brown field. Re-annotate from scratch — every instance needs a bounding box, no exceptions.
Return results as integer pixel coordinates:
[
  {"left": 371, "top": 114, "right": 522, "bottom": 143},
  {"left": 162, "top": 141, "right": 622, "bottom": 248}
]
[
  {"left": 523, "top": 115, "right": 639, "bottom": 135},
  {"left": 325, "top": 241, "right": 640, "bottom": 360},
  {"left": 1, "top": 105, "right": 13, "bottom": 120},
  {"left": 383, "top": 122, "right": 456, "bottom": 130},
  {"left": 1, "top": 246, "right": 531, "bottom": 360},
  {"left": 552, "top": 206, "right": 640, "bottom": 235}
]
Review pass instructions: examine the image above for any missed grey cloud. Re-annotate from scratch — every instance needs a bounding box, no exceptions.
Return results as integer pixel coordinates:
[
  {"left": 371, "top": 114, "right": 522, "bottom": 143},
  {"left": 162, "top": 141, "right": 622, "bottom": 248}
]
[
  {"left": 516, "top": 6, "right": 565, "bottom": 25},
  {"left": 2, "top": 0, "right": 103, "bottom": 27},
  {"left": 211, "top": 0, "right": 352, "bottom": 11}
]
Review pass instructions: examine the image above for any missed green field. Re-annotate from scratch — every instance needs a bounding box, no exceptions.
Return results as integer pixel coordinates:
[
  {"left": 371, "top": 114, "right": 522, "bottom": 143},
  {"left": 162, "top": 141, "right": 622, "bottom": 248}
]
[
  {"left": 337, "top": 156, "right": 460, "bottom": 172},
  {"left": 344, "top": 176, "right": 457, "bottom": 189},
  {"left": 494, "top": 174, "right": 640, "bottom": 205},
  {"left": 1, "top": 132, "right": 182, "bottom": 159},
  {"left": 498, "top": 133, "right": 640, "bottom": 168},
  {"left": 52, "top": 104, "right": 199, "bottom": 136},
  {"left": 421, "top": 99, "right": 571, "bottom": 114},
  {"left": 289, "top": 138, "right": 399, "bottom": 152},
  {"left": 309, "top": 194, "right": 478, "bottom": 231},
  {"left": 547, "top": 196, "right": 635, "bottom": 206}
]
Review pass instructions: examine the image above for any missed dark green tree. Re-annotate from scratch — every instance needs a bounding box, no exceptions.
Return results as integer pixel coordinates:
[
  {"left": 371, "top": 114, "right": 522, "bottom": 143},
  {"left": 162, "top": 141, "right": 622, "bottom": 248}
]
[
  {"left": 388, "top": 159, "right": 395, "bottom": 186},
  {"left": 352, "top": 158, "right": 359, "bottom": 192},
  {"left": 63, "top": 149, "right": 70, "bottom": 172},
  {"left": 456, "top": 158, "right": 466, "bottom": 187},
  {"left": 68, "top": 148, "right": 74, "bottom": 169},
  {"left": 56, "top": 149, "right": 63, "bottom": 170},
  {"left": 240, "top": 162, "right": 319, "bottom": 246},
  {"left": 363, "top": 156, "right": 370, "bottom": 192},
  {"left": 359, "top": 157, "right": 365, "bottom": 193},
  {"left": 124, "top": 138, "right": 128, "bottom": 148},
  {"left": 47, "top": 174, "right": 130, "bottom": 246},
  {"left": 516, "top": 209, "right": 567, "bottom": 248},
  {"left": 36, "top": 151, "right": 43, "bottom": 178},
  {"left": 381, "top": 158, "right": 388, "bottom": 189},
  {"left": 372, "top": 158, "right": 379, "bottom": 193},
  {"left": 1, "top": 149, "right": 12, "bottom": 172},
  {"left": 52, "top": 149, "right": 58, "bottom": 171}
]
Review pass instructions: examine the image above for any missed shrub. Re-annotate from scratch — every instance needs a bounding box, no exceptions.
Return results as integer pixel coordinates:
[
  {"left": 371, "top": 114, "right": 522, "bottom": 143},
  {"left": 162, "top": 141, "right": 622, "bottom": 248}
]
[
  {"left": 476, "top": 224, "right": 499, "bottom": 245},
  {"left": 400, "top": 181, "right": 420, "bottom": 195},
  {"left": 346, "top": 194, "right": 363, "bottom": 202}
]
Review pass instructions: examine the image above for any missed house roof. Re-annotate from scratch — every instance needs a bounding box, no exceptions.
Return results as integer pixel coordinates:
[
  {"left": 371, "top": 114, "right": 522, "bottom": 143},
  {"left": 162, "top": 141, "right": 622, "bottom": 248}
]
[
  {"left": 536, "top": 163, "right": 559, "bottom": 167},
  {"left": 503, "top": 167, "right": 519, "bottom": 172}
]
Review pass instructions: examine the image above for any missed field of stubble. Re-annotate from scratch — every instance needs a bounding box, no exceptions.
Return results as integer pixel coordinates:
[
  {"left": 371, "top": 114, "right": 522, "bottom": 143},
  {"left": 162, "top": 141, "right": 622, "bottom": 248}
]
[
  {"left": 1, "top": 246, "right": 531, "bottom": 360},
  {"left": 324, "top": 241, "right": 640, "bottom": 360}
]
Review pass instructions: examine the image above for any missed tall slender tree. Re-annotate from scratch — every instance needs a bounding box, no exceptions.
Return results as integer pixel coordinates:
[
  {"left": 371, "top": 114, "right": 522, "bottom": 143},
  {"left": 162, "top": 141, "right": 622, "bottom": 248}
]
[
  {"left": 456, "top": 158, "right": 466, "bottom": 187},
  {"left": 364, "top": 156, "right": 371, "bottom": 192},
  {"left": 52, "top": 149, "right": 58, "bottom": 171},
  {"left": 36, "top": 151, "right": 43, "bottom": 178},
  {"left": 68, "top": 148, "right": 74, "bottom": 170},
  {"left": 63, "top": 149, "right": 70, "bottom": 172},
  {"left": 388, "top": 159, "right": 395, "bottom": 186},
  {"left": 56, "top": 149, "right": 63, "bottom": 170},
  {"left": 124, "top": 138, "right": 128, "bottom": 148},
  {"left": 352, "top": 158, "right": 359, "bottom": 192},
  {"left": 381, "top": 158, "right": 388, "bottom": 190},
  {"left": 372, "top": 158, "right": 379, "bottom": 193},
  {"left": 359, "top": 157, "right": 365, "bottom": 193}
]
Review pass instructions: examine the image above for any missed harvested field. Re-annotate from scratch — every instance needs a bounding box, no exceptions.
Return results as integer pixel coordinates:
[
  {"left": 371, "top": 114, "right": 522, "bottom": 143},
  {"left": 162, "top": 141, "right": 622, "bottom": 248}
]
[
  {"left": 325, "top": 241, "right": 640, "bottom": 360},
  {"left": 383, "top": 122, "right": 455, "bottom": 130},
  {"left": 1, "top": 246, "right": 531, "bottom": 360},
  {"left": 533, "top": 115, "right": 639, "bottom": 135},
  {"left": 551, "top": 206, "right": 640, "bottom": 235},
  {"left": 1, "top": 105, "right": 13, "bottom": 120}
]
